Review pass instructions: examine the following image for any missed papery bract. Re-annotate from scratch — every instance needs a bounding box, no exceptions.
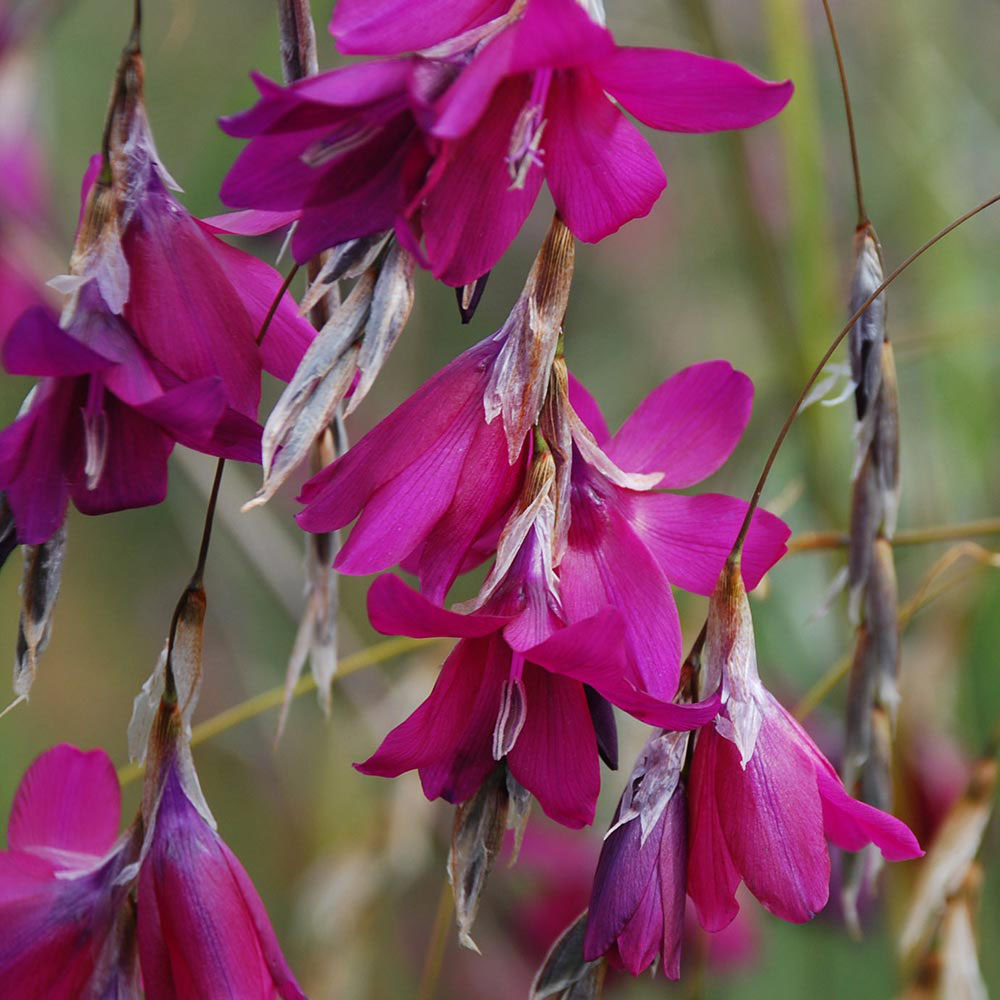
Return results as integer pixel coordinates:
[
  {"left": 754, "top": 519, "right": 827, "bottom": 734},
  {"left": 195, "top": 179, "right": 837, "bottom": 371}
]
[{"left": 0, "top": 745, "right": 139, "bottom": 998}]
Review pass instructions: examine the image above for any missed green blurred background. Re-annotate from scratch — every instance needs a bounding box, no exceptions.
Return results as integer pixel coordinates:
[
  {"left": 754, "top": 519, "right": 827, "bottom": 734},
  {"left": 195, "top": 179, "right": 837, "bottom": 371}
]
[{"left": 1, "top": 0, "right": 999, "bottom": 996}]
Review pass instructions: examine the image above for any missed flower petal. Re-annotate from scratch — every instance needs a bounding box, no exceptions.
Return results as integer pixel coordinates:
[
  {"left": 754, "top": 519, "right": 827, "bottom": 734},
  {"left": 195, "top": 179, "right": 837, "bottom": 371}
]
[
  {"left": 606, "top": 361, "right": 752, "bottom": 487},
  {"left": 568, "top": 373, "right": 610, "bottom": 445},
  {"left": 331, "top": 0, "right": 508, "bottom": 56},
  {"left": 687, "top": 725, "right": 741, "bottom": 932},
  {"left": 356, "top": 635, "right": 505, "bottom": 806},
  {"left": 421, "top": 76, "right": 544, "bottom": 286},
  {"left": 544, "top": 70, "right": 665, "bottom": 244},
  {"left": 626, "top": 492, "right": 789, "bottom": 594},
  {"left": 507, "top": 663, "right": 599, "bottom": 828},
  {"left": 560, "top": 478, "right": 683, "bottom": 699},
  {"left": 8, "top": 744, "right": 120, "bottom": 856},
  {"left": 816, "top": 767, "right": 923, "bottom": 862},
  {"left": 366, "top": 573, "right": 510, "bottom": 638},
  {"left": 714, "top": 713, "right": 831, "bottom": 922},
  {"left": 3, "top": 307, "right": 112, "bottom": 377},
  {"left": 594, "top": 47, "right": 793, "bottom": 134}
]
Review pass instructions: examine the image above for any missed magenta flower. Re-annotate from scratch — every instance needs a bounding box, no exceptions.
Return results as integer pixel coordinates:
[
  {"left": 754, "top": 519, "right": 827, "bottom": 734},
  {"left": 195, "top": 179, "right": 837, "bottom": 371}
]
[
  {"left": 330, "top": 0, "right": 512, "bottom": 55},
  {"left": 297, "top": 335, "right": 527, "bottom": 602},
  {"left": 0, "top": 142, "right": 315, "bottom": 546},
  {"left": 357, "top": 573, "right": 718, "bottom": 828},
  {"left": 219, "top": 58, "right": 436, "bottom": 266},
  {"left": 562, "top": 363, "right": 790, "bottom": 700},
  {"left": 0, "top": 294, "right": 260, "bottom": 545},
  {"left": 415, "top": 0, "right": 793, "bottom": 284},
  {"left": 687, "top": 564, "right": 923, "bottom": 930},
  {"left": 138, "top": 756, "right": 306, "bottom": 1000},
  {"left": 0, "top": 744, "right": 139, "bottom": 998},
  {"left": 584, "top": 730, "right": 689, "bottom": 978}
]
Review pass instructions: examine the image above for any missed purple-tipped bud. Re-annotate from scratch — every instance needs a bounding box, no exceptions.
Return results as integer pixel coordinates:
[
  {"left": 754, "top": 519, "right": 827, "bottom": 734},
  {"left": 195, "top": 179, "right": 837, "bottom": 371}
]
[{"left": 584, "top": 731, "right": 689, "bottom": 978}]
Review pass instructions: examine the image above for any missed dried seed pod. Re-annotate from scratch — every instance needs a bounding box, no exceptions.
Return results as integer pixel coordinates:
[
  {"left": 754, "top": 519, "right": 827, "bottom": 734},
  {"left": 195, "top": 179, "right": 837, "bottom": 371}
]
[
  {"left": 866, "top": 538, "right": 900, "bottom": 722},
  {"left": 899, "top": 755, "right": 997, "bottom": 958},
  {"left": 246, "top": 270, "right": 374, "bottom": 509},
  {"left": 13, "top": 523, "right": 67, "bottom": 698},
  {"left": 299, "top": 232, "right": 390, "bottom": 316},
  {"left": 347, "top": 241, "right": 416, "bottom": 416},
  {"left": 448, "top": 765, "right": 509, "bottom": 952},
  {"left": 531, "top": 911, "right": 606, "bottom": 1000},
  {"left": 848, "top": 226, "right": 886, "bottom": 423},
  {"left": 276, "top": 423, "right": 345, "bottom": 740},
  {"left": 873, "top": 340, "right": 901, "bottom": 538},
  {"left": 847, "top": 455, "right": 881, "bottom": 622},
  {"left": 938, "top": 865, "right": 987, "bottom": 1000}
]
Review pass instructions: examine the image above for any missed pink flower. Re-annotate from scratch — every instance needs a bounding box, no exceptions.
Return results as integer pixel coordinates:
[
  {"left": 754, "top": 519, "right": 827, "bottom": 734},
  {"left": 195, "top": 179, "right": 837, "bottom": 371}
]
[
  {"left": 219, "top": 58, "right": 437, "bottom": 267},
  {"left": 584, "top": 730, "right": 689, "bottom": 978},
  {"left": 0, "top": 744, "right": 139, "bottom": 998},
  {"left": 138, "top": 757, "right": 306, "bottom": 1000},
  {"left": 687, "top": 563, "right": 923, "bottom": 930},
  {"left": 357, "top": 574, "right": 718, "bottom": 828},
  {"left": 297, "top": 335, "right": 527, "bottom": 603},
  {"left": 222, "top": 0, "right": 791, "bottom": 286},
  {"left": 562, "top": 363, "right": 790, "bottom": 700},
  {"left": 415, "top": 0, "right": 793, "bottom": 284},
  {"left": 0, "top": 136, "right": 314, "bottom": 545}
]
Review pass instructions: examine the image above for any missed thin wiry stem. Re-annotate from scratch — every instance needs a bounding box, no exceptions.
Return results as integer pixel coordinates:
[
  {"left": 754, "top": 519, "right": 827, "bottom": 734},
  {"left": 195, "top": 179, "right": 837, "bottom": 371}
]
[
  {"left": 787, "top": 517, "right": 1000, "bottom": 554},
  {"left": 117, "top": 636, "right": 439, "bottom": 785},
  {"left": 417, "top": 880, "right": 454, "bottom": 1000},
  {"left": 730, "top": 191, "right": 1000, "bottom": 564},
  {"left": 818, "top": 0, "right": 866, "bottom": 226}
]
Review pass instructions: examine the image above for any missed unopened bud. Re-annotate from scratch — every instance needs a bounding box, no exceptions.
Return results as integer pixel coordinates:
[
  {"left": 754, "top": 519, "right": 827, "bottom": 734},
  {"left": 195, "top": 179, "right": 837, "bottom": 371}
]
[
  {"left": 873, "top": 340, "right": 900, "bottom": 537},
  {"left": 848, "top": 226, "right": 886, "bottom": 422}
]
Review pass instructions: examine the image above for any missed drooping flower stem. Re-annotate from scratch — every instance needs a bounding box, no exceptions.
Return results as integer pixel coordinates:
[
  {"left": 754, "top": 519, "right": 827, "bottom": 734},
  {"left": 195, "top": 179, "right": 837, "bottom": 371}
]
[
  {"left": 817, "top": 0, "right": 866, "bottom": 227},
  {"left": 728, "top": 191, "right": 1000, "bottom": 564},
  {"left": 161, "top": 261, "right": 301, "bottom": 694}
]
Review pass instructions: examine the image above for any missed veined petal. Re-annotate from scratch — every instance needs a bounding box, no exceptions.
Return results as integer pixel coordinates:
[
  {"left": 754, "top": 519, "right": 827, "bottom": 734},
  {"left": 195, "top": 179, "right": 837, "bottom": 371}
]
[
  {"left": 626, "top": 492, "right": 789, "bottom": 594},
  {"left": 606, "top": 361, "right": 752, "bottom": 488},
  {"left": 8, "top": 744, "right": 120, "bottom": 856},
  {"left": 421, "top": 77, "right": 544, "bottom": 286},
  {"left": 331, "top": 0, "right": 508, "bottom": 55},
  {"left": 544, "top": 70, "right": 665, "bottom": 244},
  {"left": 506, "top": 663, "right": 599, "bottom": 828},
  {"left": 366, "top": 573, "right": 510, "bottom": 638},
  {"left": 687, "top": 725, "right": 741, "bottom": 932},
  {"left": 560, "top": 478, "right": 682, "bottom": 698},
  {"left": 356, "top": 635, "right": 505, "bottom": 805},
  {"left": 715, "top": 714, "right": 831, "bottom": 923},
  {"left": 594, "top": 47, "right": 793, "bottom": 134},
  {"left": 568, "top": 373, "right": 610, "bottom": 445}
]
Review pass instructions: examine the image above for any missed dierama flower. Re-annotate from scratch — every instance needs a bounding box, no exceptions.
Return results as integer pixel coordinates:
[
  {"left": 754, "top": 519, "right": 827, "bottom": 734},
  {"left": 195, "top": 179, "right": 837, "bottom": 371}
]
[
  {"left": 414, "top": 0, "right": 794, "bottom": 284},
  {"left": 358, "top": 573, "right": 717, "bottom": 828},
  {"left": 0, "top": 744, "right": 141, "bottom": 998},
  {"left": 137, "top": 702, "right": 306, "bottom": 1000},
  {"left": 584, "top": 730, "right": 689, "bottom": 978},
  {"left": 561, "top": 363, "right": 790, "bottom": 699},
  {"left": 687, "top": 559, "right": 923, "bottom": 930}
]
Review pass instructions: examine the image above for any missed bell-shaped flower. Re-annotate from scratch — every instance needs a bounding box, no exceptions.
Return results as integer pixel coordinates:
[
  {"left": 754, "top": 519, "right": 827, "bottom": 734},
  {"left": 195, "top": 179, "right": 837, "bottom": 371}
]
[
  {"left": 414, "top": 0, "right": 793, "bottom": 284},
  {"left": 687, "top": 560, "right": 923, "bottom": 930},
  {"left": 584, "top": 730, "right": 689, "bottom": 978},
  {"left": 296, "top": 216, "right": 575, "bottom": 601},
  {"left": 219, "top": 57, "right": 439, "bottom": 266},
  {"left": 0, "top": 293, "right": 261, "bottom": 545},
  {"left": 560, "top": 362, "right": 790, "bottom": 701},
  {"left": 0, "top": 744, "right": 140, "bottom": 998},
  {"left": 137, "top": 702, "right": 306, "bottom": 1000},
  {"left": 356, "top": 515, "right": 719, "bottom": 829}
]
